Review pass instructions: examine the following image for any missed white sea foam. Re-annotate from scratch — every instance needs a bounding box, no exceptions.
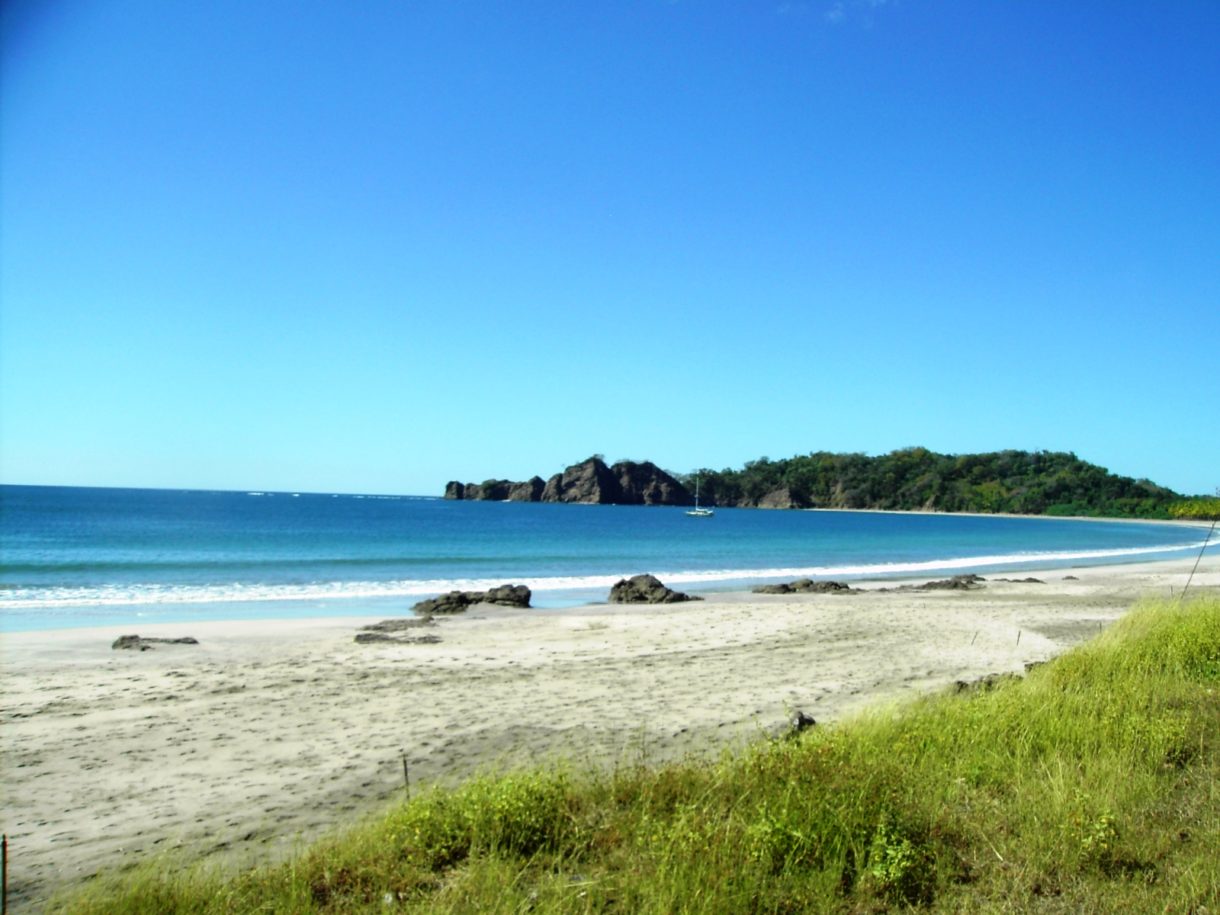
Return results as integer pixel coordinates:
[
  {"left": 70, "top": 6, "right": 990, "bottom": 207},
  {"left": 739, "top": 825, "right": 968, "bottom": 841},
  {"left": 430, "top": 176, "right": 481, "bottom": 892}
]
[{"left": 2, "top": 538, "right": 1212, "bottom": 610}]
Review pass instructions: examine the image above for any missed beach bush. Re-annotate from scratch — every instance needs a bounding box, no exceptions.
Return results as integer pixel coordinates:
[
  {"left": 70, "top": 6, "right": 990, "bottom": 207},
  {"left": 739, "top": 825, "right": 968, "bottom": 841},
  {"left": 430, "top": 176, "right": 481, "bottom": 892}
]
[
  {"left": 51, "top": 594, "right": 1220, "bottom": 913},
  {"left": 1170, "top": 497, "right": 1220, "bottom": 521}
]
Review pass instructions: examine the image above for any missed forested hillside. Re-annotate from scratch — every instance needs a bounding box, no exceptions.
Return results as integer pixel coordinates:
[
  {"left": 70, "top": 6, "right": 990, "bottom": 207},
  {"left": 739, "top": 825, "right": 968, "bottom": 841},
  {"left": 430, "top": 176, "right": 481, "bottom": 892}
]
[{"left": 690, "top": 448, "right": 1181, "bottom": 517}]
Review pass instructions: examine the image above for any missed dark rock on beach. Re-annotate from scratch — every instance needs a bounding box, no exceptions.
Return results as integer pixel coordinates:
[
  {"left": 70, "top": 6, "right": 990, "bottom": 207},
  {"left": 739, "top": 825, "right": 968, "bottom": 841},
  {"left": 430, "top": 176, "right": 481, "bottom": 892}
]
[
  {"left": 608, "top": 574, "right": 702, "bottom": 604},
  {"left": 768, "top": 709, "right": 818, "bottom": 741},
  {"left": 918, "top": 574, "right": 987, "bottom": 590},
  {"left": 871, "top": 574, "right": 986, "bottom": 594},
  {"left": 112, "top": 635, "right": 199, "bottom": 651},
  {"left": 357, "top": 616, "right": 441, "bottom": 644},
  {"left": 355, "top": 632, "right": 396, "bottom": 643},
  {"left": 789, "top": 709, "right": 817, "bottom": 734},
  {"left": 891, "top": 574, "right": 987, "bottom": 592},
  {"left": 484, "top": 584, "right": 532, "bottom": 606},
  {"left": 953, "top": 671, "right": 1021, "bottom": 693},
  {"left": 409, "top": 583, "right": 532, "bottom": 615},
  {"left": 355, "top": 632, "right": 442, "bottom": 645},
  {"left": 412, "top": 592, "right": 482, "bottom": 615},
  {"left": 752, "top": 579, "right": 855, "bottom": 595},
  {"left": 361, "top": 617, "right": 435, "bottom": 633}
]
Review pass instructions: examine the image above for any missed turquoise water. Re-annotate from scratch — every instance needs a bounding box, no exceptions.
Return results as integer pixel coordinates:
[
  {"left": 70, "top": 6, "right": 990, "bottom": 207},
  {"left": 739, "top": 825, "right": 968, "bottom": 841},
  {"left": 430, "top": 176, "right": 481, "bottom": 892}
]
[{"left": 0, "top": 484, "right": 1212, "bottom": 631}]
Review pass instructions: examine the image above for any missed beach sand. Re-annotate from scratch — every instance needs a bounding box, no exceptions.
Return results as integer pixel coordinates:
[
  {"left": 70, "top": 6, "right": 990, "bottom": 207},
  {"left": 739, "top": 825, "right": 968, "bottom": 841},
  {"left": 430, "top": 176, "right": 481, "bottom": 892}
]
[{"left": 3, "top": 554, "right": 1218, "bottom": 910}]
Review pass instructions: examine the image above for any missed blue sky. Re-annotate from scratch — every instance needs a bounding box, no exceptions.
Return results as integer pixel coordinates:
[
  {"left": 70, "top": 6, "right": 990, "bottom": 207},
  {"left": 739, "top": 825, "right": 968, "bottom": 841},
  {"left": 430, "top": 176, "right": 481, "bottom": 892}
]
[{"left": 2, "top": 1, "right": 1217, "bottom": 497}]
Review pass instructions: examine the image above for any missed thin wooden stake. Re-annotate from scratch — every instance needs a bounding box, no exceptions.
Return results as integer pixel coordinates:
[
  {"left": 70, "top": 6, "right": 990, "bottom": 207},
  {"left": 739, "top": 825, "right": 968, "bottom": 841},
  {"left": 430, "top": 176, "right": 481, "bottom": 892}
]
[
  {"left": 1016, "top": 630, "right": 1021, "bottom": 646},
  {"left": 1182, "top": 519, "right": 1217, "bottom": 601},
  {"left": 970, "top": 631, "right": 979, "bottom": 646},
  {"left": 3, "top": 833, "right": 8, "bottom": 915},
  {"left": 401, "top": 751, "right": 410, "bottom": 799}
]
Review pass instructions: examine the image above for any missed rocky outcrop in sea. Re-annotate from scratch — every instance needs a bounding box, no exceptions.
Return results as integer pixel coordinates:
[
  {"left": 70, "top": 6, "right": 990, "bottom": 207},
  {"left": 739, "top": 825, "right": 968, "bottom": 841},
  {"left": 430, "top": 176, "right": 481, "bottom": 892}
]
[
  {"left": 444, "top": 477, "right": 546, "bottom": 501},
  {"left": 446, "top": 458, "right": 692, "bottom": 506}
]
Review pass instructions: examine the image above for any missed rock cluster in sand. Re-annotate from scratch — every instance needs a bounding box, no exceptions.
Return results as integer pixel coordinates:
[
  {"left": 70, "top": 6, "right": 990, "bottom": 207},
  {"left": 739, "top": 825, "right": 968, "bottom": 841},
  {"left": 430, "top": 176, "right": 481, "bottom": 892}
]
[
  {"left": 608, "top": 574, "right": 701, "bottom": 604},
  {"left": 410, "top": 583, "right": 532, "bottom": 615}
]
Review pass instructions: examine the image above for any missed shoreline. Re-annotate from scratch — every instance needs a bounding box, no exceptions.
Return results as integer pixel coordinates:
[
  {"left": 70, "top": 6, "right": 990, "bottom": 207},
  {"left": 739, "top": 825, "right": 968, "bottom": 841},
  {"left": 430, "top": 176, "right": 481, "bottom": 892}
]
[
  {"left": 4, "top": 520, "right": 1215, "bottom": 636},
  {"left": 803, "top": 505, "right": 1215, "bottom": 529},
  {"left": 2, "top": 553, "right": 1218, "bottom": 910}
]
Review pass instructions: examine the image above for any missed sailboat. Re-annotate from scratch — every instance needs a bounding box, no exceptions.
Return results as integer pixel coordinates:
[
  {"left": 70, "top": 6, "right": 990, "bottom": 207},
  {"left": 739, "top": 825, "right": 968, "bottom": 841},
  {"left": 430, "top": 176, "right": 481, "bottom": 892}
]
[{"left": 685, "top": 476, "right": 715, "bottom": 517}]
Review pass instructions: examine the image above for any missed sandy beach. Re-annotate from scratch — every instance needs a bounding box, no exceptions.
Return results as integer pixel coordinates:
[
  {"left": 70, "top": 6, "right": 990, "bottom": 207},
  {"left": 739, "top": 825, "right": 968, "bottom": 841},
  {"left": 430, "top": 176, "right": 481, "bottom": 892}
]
[{"left": 3, "top": 553, "right": 1218, "bottom": 910}]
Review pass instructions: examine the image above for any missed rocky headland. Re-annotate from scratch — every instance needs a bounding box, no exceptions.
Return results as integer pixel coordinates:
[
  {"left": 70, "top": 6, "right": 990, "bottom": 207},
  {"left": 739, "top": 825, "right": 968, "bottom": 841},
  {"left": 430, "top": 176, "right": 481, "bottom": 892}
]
[
  {"left": 445, "top": 457, "right": 692, "bottom": 506},
  {"left": 444, "top": 457, "right": 838, "bottom": 510},
  {"left": 442, "top": 448, "right": 1191, "bottom": 514}
]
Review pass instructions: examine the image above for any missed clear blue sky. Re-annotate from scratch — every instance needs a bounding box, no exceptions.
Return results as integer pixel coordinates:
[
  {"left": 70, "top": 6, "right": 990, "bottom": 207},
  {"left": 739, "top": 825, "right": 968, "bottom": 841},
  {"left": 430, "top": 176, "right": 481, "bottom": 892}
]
[{"left": 3, "top": 1, "right": 1217, "bottom": 497}]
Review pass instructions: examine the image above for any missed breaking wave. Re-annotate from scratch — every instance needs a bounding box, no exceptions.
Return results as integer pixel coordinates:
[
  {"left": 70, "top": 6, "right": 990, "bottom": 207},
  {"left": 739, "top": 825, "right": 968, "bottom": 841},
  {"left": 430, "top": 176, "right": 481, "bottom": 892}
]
[{"left": 3, "top": 537, "right": 1212, "bottom": 610}]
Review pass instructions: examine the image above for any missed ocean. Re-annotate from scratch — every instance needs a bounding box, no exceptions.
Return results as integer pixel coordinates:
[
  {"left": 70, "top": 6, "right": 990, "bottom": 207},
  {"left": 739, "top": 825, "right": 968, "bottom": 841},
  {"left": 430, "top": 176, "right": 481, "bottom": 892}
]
[{"left": 0, "top": 484, "right": 1212, "bottom": 632}]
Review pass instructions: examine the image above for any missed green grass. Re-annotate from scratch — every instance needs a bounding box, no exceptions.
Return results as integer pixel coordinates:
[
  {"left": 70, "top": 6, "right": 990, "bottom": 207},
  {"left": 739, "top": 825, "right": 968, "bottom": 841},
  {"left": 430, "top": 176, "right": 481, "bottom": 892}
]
[{"left": 53, "top": 595, "right": 1220, "bottom": 913}]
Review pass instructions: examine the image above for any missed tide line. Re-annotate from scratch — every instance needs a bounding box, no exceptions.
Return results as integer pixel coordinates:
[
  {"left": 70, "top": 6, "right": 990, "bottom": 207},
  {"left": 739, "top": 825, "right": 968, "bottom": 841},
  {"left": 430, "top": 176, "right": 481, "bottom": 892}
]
[{"left": 1, "top": 539, "right": 1212, "bottom": 610}]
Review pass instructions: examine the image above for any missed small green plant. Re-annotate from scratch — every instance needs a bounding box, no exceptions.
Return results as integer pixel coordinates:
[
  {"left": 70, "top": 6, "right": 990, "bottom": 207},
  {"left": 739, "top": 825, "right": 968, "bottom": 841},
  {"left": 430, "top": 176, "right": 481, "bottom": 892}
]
[
  {"left": 390, "top": 790, "right": 472, "bottom": 870},
  {"left": 467, "top": 770, "right": 574, "bottom": 856},
  {"left": 1078, "top": 812, "right": 1119, "bottom": 870},
  {"left": 865, "top": 818, "right": 934, "bottom": 905},
  {"left": 746, "top": 804, "right": 817, "bottom": 873}
]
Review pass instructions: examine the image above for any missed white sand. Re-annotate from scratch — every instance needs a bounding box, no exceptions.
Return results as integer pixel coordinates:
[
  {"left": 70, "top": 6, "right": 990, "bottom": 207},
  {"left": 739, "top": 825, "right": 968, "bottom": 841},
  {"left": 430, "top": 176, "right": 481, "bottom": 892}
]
[{"left": 2, "top": 554, "right": 1218, "bottom": 910}]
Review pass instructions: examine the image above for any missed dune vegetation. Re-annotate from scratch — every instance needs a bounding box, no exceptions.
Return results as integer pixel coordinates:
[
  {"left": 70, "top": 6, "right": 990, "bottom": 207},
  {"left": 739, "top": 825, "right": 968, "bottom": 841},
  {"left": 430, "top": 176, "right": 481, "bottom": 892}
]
[{"left": 53, "top": 594, "right": 1220, "bottom": 913}]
